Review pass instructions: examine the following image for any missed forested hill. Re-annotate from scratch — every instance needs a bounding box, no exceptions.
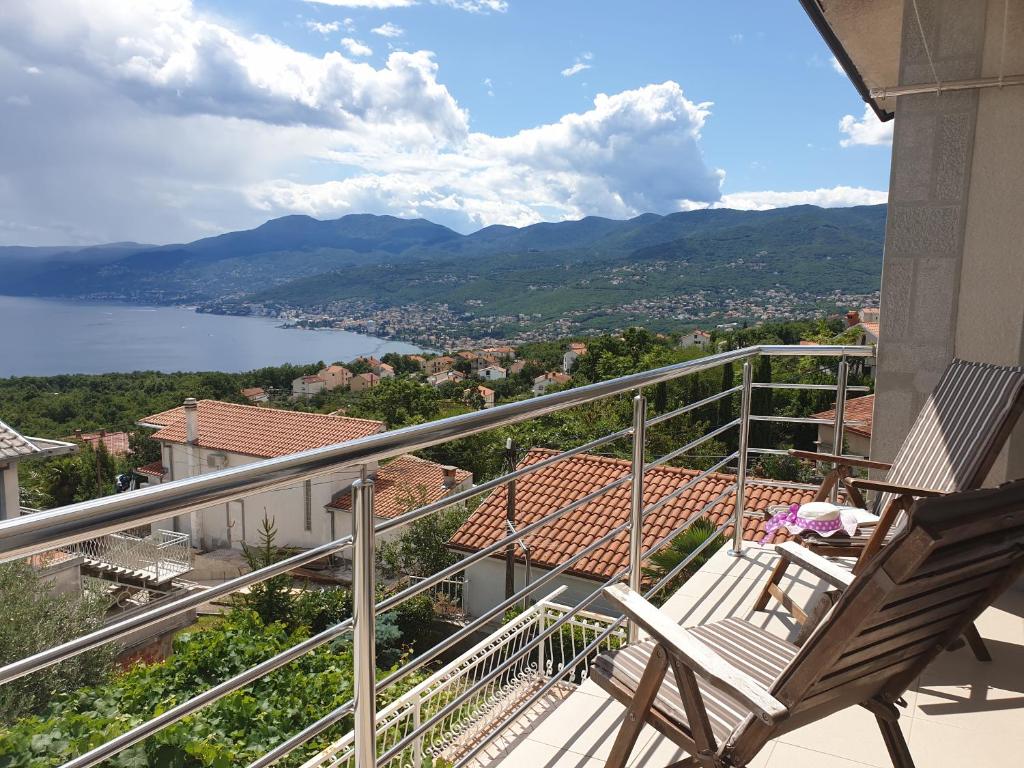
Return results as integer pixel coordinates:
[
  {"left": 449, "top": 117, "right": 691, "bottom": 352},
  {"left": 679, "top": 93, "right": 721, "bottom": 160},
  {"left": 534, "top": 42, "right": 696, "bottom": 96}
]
[{"left": 0, "top": 205, "right": 886, "bottom": 317}]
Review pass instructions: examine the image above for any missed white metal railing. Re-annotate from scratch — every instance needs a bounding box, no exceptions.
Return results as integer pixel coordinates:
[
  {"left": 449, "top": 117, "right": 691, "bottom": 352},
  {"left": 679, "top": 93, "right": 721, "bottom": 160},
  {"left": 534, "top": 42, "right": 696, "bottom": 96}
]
[
  {"left": 407, "top": 573, "right": 468, "bottom": 618},
  {"left": 302, "top": 590, "right": 624, "bottom": 768},
  {"left": 65, "top": 528, "right": 193, "bottom": 584},
  {"left": 0, "top": 343, "right": 872, "bottom": 768}
]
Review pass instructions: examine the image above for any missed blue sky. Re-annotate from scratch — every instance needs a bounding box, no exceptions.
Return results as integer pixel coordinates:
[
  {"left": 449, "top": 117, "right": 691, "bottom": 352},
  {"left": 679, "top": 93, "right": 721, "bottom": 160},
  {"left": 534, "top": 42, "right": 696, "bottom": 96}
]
[{"left": 0, "top": 1, "right": 892, "bottom": 245}]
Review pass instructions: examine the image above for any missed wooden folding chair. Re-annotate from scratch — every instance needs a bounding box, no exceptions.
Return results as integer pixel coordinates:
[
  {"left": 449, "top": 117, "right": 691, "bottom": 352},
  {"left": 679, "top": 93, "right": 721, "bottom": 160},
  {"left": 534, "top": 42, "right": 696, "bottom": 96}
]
[
  {"left": 757, "top": 359, "right": 1024, "bottom": 660},
  {"left": 592, "top": 480, "right": 1024, "bottom": 767}
]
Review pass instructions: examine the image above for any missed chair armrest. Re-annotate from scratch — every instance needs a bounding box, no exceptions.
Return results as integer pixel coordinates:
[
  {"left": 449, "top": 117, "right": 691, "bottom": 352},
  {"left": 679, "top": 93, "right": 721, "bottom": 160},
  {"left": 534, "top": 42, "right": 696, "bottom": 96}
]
[
  {"left": 603, "top": 584, "right": 788, "bottom": 725},
  {"left": 774, "top": 542, "right": 855, "bottom": 591},
  {"left": 788, "top": 450, "right": 892, "bottom": 471},
  {"left": 847, "top": 478, "right": 947, "bottom": 497}
]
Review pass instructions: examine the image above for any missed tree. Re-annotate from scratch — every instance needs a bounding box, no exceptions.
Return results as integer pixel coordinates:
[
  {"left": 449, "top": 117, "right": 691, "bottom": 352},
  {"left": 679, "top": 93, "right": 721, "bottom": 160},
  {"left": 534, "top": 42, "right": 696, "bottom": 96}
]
[
  {"left": 643, "top": 518, "right": 725, "bottom": 604},
  {"left": 349, "top": 378, "right": 440, "bottom": 427},
  {"left": 377, "top": 486, "right": 472, "bottom": 578},
  {"left": 238, "top": 515, "right": 294, "bottom": 626},
  {"left": 0, "top": 560, "right": 113, "bottom": 724}
]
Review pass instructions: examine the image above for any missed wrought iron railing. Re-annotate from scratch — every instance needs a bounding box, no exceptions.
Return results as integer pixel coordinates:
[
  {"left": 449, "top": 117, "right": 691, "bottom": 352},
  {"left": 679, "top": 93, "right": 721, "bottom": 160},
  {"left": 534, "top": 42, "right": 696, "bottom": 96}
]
[
  {"left": 407, "top": 572, "right": 468, "bottom": 618},
  {"left": 0, "top": 344, "right": 871, "bottom": 768},
  {"left": 63, "top": 528, "right": 193, "bottom": 584}
]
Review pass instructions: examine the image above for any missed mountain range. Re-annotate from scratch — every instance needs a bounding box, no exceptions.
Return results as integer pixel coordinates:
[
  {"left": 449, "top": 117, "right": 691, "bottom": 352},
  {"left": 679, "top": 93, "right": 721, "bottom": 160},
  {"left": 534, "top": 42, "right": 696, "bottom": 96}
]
[{"left": 0, "top": 204, "right": 886, "bottom": 335}]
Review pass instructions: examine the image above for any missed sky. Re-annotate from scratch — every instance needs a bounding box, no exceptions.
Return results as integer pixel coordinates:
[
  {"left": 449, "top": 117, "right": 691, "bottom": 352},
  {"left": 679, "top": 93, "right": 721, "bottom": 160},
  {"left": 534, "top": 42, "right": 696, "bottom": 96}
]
[{"left": 0, "top": 0, "right": 894, "bottom": 246}]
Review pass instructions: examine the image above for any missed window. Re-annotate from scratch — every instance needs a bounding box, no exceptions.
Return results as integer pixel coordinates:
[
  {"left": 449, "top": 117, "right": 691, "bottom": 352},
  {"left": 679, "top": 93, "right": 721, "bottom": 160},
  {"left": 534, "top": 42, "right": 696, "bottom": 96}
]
[{"left": 304, "top": 480, "right": 312, "bottom": 532}]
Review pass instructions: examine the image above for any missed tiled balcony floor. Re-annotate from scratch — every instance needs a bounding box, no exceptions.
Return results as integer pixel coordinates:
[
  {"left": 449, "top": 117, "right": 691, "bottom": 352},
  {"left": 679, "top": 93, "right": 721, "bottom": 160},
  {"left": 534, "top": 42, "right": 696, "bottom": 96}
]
[{"left": 472, "top": 543, "right": 1024, "bottom": 768}]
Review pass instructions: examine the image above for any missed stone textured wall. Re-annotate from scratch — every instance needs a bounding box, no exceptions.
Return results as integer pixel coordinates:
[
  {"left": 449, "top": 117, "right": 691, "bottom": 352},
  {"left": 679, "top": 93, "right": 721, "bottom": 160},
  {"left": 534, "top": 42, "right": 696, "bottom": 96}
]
[{"left": 872, "top": 0, "right": 987, "bottom": 464}]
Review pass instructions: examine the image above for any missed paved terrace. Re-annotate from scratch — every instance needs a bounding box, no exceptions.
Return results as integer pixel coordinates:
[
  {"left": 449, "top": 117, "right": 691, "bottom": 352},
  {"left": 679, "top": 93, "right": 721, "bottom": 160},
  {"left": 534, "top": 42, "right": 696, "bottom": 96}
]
[{"left": 470, "top": 544, "right": 1024, "bottom": 768}]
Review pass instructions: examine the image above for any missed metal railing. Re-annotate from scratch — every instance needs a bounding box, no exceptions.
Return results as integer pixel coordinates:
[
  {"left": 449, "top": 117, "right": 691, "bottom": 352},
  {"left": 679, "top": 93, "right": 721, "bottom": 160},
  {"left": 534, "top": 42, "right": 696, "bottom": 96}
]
[
  {"left": 407, "top": 572, "right": 468, "bottom": 618},
  {"left": 0, "top": 343, "right": 872, "bottom": 768},
  {"left": 63, "top": 528, "right": 193, "bottom": 584}
]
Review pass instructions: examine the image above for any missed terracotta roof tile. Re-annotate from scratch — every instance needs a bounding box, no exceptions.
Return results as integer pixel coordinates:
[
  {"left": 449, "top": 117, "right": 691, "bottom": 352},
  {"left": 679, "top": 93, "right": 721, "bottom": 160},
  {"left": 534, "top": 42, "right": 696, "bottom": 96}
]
[
  {"left": 327, "top": 455, "right": 472, "bottom": 519},
  {"left": 812, "top": 393, "right": 874, "bottom": 438},
  {"left": 135, "top": 460, "right": 167, "bottom": 477},
  {"left": 140, "top": 400, "right": 384, "bottom": 459},
  {"left": 449, "top": 449, "right": 816, "bottom": 582},
  {"left": 71, "top": 431, "right": 132, "bottom": 456},
  {"left": 241, "top": 387, "right": 267, "bottom": 399}
]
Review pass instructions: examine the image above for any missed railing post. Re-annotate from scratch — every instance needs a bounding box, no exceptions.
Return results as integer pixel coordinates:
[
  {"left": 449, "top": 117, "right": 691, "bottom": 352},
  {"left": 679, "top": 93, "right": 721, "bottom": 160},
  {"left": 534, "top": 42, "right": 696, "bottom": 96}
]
[
  {"left": 412, "top": 696, "right": 423, "bottom": 768},
  {"left": 628, "top": 391, "right": 647, "bottom": 643},
  {"left": 731, "top": 360, "right": 753, "bottom": 556},
  {"left": 352, "top": 476, "right": 377, "bottom": 768},
  {"left": 830, "top": 359, "right": 850, "bottom": 503}
]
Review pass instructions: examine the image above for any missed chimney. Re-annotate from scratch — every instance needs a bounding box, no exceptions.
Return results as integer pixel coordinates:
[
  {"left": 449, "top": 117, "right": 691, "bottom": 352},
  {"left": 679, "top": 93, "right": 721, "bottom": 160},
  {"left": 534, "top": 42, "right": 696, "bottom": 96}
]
[
  {"left": 442, "top": 466, "right": 458, "bottom": 488},
  {"left": 183, "top": 398, "right": 199, "bottom": 445},
  {"left": 846, "top": 310, "right": 860, "bottom": 328},
  {"left": 99, "top": 429, "right": 106, "bottom": 437},
  {"left": 74, "top": 429, "right": 82, "bottom": 439}
]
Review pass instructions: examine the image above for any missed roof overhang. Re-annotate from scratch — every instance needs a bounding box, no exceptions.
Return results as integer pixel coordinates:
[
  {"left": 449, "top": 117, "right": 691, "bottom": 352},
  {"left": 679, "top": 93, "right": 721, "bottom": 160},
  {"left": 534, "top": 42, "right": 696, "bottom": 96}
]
[
  {"left": 25, "top": 436, "right": 79, "bottom": 459},
  {"left": 799, "top": 0, "right": 902, "bottom": 120}
]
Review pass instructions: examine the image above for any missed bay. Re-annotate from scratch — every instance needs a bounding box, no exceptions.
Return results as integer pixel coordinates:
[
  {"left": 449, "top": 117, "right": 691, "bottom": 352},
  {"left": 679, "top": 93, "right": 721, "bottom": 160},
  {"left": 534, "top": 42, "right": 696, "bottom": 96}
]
[{"left": 0, "top": 296, "right": 421, "bottom": 376}]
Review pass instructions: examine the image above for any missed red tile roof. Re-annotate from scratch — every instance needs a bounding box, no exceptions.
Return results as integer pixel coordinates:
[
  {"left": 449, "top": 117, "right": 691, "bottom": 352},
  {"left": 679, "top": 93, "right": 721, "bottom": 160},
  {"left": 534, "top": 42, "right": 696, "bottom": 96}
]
[
  {"left": 327, "top": 455, "right": 472, "bottom": 519},
  {"left": 449, "top": 449, "right": 816, "bottom": 582},
  {"left": 135, "top": 460, "right": 167, "bottom": 477},
  {"left": 71, "top": 431, "right": 132, "bottom": 456},
  {"left": 812, "top": 394, "right": 874, "bottom": 438},
  {"left": 241, "top": 387, "right": 267, "bottom": 399},
  {"left": 859, "top": 321, "right": 880, "bottom": 339},
  {"left": 139, "top": 400, "right": 384, "bottom": 458}
]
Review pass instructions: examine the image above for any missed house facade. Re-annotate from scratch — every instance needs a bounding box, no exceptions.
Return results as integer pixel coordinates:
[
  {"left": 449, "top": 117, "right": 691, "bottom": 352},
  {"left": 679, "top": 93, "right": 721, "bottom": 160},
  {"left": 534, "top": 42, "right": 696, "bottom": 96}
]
[
  {"left": 292, "top": 375, "right": 326, "bottom": 399},
  {"left": 427, "top": 370, "right": 465, "bottom": 388},
  {"left": 137, "top": 399, "right": 386, "bottom": 550},
  {"left": 240, "top": 387, "right": 270, "bottom": 404},
  {"left": 0, "top": 420, "right": 77, "bottom": 520},
  {"left": 812, "top": 393, "right": 874, "bottom": 458},
  {"left": 479, "top": 364, "right": 506, "bottom": 381},
  {"left": 465, "top": 385, "right": 495, "bottom": 409},
  {"left": 424, "top": 356, "right": 455, "bottom": 376},
  {"left": 532, "top": 371, "right": 570, "bottom": 395},
  {"left": 679, "top": 330, "right": 711, "bottom": 349},
  {"left": 448, "top": 449, "right": 817, "bottom": 622},
  {"left": 318, "top": 365, "right": 352, "bottom": 391},
  {"left": 350, "top": 372, "right": 379, "bottom": 392},
  {"left": 562, "top": 343, "right": 587, "bottom": 373}
]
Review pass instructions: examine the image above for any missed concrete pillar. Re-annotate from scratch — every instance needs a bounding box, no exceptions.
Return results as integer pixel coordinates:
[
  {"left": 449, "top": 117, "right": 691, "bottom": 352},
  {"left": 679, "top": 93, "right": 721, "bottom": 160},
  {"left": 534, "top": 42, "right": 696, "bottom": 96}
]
[{"left": 873, "top": 0, "right": 1024, "bottom": 484}]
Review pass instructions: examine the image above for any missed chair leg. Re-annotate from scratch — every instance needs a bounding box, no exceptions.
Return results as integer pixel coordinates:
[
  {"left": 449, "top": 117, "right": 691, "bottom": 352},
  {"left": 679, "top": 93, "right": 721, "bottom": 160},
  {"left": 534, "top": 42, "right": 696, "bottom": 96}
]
[
  {"left": 606, "top": 645, "right": 669, "bottom": 768},
  {"left": 963, "top": 622, "right": 992, "bottom": 662},
  {"left": 875, "top": 714, "right": 915, "bottom": 768},
  {"left": 753, "top": 555, "right": 789, "bottom": 612}
]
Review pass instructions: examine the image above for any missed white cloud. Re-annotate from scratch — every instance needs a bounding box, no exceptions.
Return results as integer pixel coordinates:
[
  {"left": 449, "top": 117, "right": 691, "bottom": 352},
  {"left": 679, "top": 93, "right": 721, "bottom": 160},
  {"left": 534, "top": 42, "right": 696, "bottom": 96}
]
[
  {"left": 341, "top": 37, "right": 373, "bottom": 56},
  {"left": 730, "top": 33, "right": 744, "bottom": 44},
  {"left": 344, "top": 17, "right": 356, "bottom": 31},
  {"left": 249, "top": 82, "right": 725, "bottom": 233},
  {"left": 304, "top": 1, "right": 417, "bottom": 8},
  {"left": 561, "top": 52, "right": 592, "bottom": 78},
  {"left": 483, "top": 76, "right": 494, "bottom": 96},
  {"left": 306, "top": 20, "right": 341, "bottom": 34},
  {"left": 371, "top": 22, "right": 404, "bottom": 37},
  {"left": 23, "top": 65, "right": 40, "bottom": 74},
  {"left": 704, "top": 186, "right": 888, "bottom": 211},
  {"left": 304, "top": 0, "right": 507, "bottom": 10},
  {"left": 839, "top": 104, "right": 893, "bottom": 147},
  {"left": 0, "top": 1, "right": 467, "bottom": 143}
]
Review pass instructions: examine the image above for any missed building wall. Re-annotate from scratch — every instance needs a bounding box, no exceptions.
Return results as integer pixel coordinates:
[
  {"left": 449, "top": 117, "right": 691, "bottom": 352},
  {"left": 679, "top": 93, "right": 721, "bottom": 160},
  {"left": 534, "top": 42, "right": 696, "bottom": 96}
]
[
  {"left": 815, "top": 425, "right": 872, "bottom": 460},
  {"left": 0, "top": 464, "right": 19, "bottom": 520},
  {"left": 157, "top": 442, "right": 371, "bottom": 550},
  {"left": 462, "top": 556, "right": 616, "bottom": 625},
  {"left": 873, "top": 0, "right": 1024, "bottom": 483}
]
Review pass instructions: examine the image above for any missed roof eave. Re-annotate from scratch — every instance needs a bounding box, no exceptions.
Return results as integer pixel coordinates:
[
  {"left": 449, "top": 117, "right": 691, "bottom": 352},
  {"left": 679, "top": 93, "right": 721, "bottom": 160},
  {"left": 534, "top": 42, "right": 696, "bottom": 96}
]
[{"left": 798, "top": 0, "right": 894, "bottom": 122}]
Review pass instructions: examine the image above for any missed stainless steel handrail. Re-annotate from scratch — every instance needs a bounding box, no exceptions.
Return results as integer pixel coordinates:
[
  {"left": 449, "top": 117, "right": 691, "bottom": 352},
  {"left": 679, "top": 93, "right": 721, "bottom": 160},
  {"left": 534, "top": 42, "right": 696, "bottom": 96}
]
[
  {"left": 0, "top": 343, "right": 870, "bottom": 768},
  {"left": 0, "top": 345, "right": 869, "bottom": 563}
]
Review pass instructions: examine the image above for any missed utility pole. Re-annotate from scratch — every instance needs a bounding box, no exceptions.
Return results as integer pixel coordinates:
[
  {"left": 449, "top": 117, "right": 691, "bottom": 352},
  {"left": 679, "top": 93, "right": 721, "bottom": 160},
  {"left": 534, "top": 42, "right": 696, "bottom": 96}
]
[{"left": 504, "top": 437, "right": 518, "bottom": 601}]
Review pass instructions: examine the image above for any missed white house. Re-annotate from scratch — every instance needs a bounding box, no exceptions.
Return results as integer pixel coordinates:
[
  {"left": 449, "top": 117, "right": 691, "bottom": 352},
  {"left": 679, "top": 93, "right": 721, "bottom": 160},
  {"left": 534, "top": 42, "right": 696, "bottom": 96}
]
[
  {"left": 292, "top": 374, "right": 326, "bottom": 399},
  {"left": 448, "top": 449, "right": 817, "bottom": 623},
  {"left": 137, "top": 399, "right": 385, "bottom": 550},
  {"left": 532, "top": 371, "right": 570, "bottom": 396},
  {"left": 479, "top": 364, "right": 506, "bottom": 381},
  {"left": 427, "top": 370, "right": 465, "bottom": 388},
  {"left": 562, "top": 342, "right": 587, "bottom": 373},
  {"left": 0, "top": 419, "right": 78, "bottom": 520},
  {"left": 679, "top": 330, "right": 711, "bottom": 349},
  {"left": 465, "top": 385, "right": 495, "bottom": 409},
  {"left": 812, "top": 393, "right": 874, "bottom": 458}
]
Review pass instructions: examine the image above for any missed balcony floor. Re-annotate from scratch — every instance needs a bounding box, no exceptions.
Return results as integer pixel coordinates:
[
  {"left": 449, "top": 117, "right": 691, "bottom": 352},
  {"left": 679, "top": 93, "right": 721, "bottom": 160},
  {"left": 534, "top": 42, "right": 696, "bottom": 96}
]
[{"left": 472, "top": 543, "right": 1024, "bottom": 768}]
